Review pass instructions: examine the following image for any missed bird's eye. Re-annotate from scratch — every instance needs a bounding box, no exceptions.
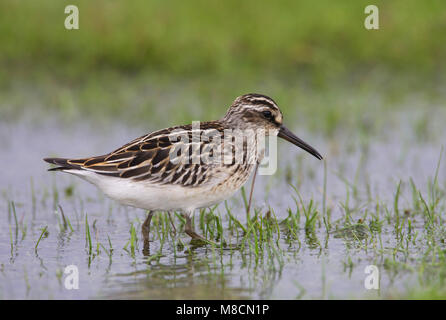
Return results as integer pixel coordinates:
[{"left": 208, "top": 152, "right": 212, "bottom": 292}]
[{"left": 262, "top": 111, "right": 273, "bottom": 119}]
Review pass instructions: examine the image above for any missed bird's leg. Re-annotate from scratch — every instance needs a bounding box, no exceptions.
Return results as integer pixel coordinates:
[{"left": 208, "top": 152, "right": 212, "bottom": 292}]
[
  {"left": 183, "top": 212, "right": 215, "bottom": 245},
  {"left": 246, "top": 161, "right": 260, "bottom": 218},
  {"left": 167, "top": 212, "right": 177, "bottom": 235},
  {"left": 142, "top": 211, "right": 154, "bottom": 241},
  {"left": 184, "top": 212, "right": 205, "bottom": 241},
  {"left": 142, "top": 211, "right": 154, "bottom": 255}
]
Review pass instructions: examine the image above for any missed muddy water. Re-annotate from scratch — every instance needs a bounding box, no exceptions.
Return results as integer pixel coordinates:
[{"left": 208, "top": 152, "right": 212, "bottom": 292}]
[{"left": 0, "top": 111, "right": 445, "bottom": 299}]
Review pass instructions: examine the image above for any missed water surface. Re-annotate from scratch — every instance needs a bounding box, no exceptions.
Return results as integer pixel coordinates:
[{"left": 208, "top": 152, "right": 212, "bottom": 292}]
[{"left": 0, "top": 110, "right": 445, "bottom": 299}]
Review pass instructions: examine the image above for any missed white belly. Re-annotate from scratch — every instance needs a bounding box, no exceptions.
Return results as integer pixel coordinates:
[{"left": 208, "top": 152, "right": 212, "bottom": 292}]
[{"left": 65, "top": 169, "right": 241, "bottom": 212}]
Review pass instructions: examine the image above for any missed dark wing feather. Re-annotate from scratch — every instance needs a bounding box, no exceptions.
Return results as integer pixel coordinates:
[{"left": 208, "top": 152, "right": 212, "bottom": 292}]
[{"left": 44, "top": 122, "right": 230, "bottom": 187}]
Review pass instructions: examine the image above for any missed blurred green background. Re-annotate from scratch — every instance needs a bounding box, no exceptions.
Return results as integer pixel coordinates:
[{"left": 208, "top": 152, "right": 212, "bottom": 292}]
[{"left": 0, "top": 0, "right": 445, "bottom": 134}]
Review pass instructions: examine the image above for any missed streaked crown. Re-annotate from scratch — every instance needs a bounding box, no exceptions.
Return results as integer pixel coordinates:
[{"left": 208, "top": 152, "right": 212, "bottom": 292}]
[{"left": 222, "top": 93, "right": 283, "bottom": 130}]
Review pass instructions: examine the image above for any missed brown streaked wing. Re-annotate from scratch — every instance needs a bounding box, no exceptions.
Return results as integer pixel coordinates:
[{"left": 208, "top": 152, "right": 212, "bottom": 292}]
[{"left": 66, "top": 121, "right": 231, "bottom": 187}]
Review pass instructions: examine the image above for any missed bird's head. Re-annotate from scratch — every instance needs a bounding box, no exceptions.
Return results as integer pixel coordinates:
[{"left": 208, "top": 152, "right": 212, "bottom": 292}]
[{"left": 223, "top": 93, "right": 323, "bottom": 160}]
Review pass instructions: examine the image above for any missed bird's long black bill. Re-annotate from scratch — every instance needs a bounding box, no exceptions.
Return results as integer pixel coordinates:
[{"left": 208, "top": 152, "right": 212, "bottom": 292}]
[{"left": 278, "top": 125, "right": 323, "bottom": 160}]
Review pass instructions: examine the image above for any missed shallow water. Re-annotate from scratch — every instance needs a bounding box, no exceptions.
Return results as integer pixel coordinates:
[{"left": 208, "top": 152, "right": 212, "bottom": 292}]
[{"left": 0, "top": 110, "right": 445, "bottom": 299}]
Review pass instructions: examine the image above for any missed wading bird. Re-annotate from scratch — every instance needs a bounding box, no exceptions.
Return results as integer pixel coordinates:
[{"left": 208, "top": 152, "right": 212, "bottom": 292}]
[{"left": 44, "top": 94, "right": 322, "bottom": 252}]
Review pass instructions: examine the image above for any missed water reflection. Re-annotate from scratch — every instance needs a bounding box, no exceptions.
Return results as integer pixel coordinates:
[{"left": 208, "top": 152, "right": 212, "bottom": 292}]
[{"left": 102, "top": 249, "right": 252, "bottom": 299}]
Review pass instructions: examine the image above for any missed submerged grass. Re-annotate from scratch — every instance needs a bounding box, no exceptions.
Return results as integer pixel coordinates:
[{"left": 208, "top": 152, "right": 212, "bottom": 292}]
[
  {"left": 35, "top": 226, "right": 48, "bottom": 252},
  {"left": 2, "top": 164, "right": 446, "bottom": 298},
  {"left": 85, "top": 214, "right": 92, "bottom": 256}
]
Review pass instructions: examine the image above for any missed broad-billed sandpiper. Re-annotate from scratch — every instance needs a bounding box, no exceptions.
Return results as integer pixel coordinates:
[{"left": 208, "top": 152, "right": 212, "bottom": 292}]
[{"left": 44, "top": 94, "right": 322, "bottom": 248}]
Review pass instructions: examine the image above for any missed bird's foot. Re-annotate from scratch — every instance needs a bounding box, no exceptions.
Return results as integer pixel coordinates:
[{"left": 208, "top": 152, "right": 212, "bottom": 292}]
[{"left": 185, "top": 230, "right": 216, "bottom": 246}]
